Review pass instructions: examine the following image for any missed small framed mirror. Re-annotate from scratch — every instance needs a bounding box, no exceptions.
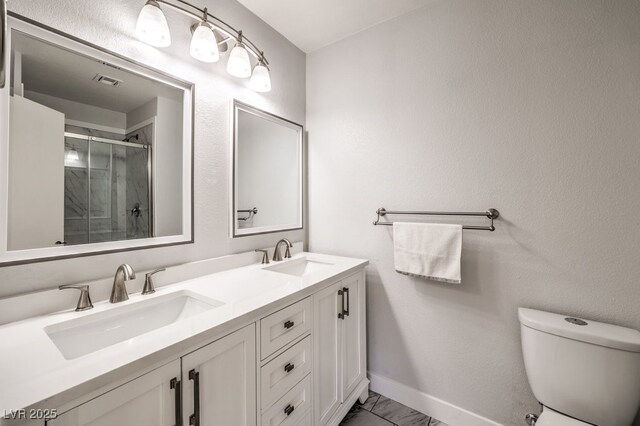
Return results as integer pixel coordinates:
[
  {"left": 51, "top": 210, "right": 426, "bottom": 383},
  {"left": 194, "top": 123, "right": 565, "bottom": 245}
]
[
  {"left": 0, "top": 16, "right": 193, "bottom": 265},
  {"left": 231, "top": 100, "right": 303, "bottom": 237}
]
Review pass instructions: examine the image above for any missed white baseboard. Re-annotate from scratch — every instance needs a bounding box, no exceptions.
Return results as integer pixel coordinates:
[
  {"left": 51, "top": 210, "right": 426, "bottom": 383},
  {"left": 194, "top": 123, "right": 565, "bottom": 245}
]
[{"left": 368, "top": 372, "right": 503, "bottom": 426}]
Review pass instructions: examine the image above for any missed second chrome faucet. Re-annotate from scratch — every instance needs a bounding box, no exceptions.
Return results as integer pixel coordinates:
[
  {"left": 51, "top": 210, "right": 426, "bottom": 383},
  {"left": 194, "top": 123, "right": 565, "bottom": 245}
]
[
  {"left": 273, "top": 238, "right": 293, "bottom": 262},
  {"left": 110, "top": 264, "right": 136, "bottom": 303}
]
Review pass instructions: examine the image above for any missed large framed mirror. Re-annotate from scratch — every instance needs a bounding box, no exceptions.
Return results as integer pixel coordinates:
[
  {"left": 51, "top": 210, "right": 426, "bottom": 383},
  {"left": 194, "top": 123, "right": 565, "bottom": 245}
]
[
  {"left": 0, "top": 15, "right": 194, "bottom": 266},
  {"left": 231, "top": 101, "right": 303, "bottom": 237}
]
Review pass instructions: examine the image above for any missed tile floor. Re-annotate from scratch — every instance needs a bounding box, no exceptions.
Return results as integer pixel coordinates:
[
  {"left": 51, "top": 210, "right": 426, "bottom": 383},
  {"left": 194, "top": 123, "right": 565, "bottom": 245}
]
[{"left": 340, "top": 390, "right": 450, "bottom": 426}]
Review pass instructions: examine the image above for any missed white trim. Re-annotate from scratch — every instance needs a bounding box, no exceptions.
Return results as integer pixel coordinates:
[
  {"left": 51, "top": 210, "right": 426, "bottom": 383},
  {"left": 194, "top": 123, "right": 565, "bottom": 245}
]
[
  {"left": 368, "top": 372, "right": 503, "bottom": 426},
  {"left": 125, "top": 117, "right": 155, "bottom": 135},
  {"left": 65, "top": 119, "right": 125, "bottom": 136}
]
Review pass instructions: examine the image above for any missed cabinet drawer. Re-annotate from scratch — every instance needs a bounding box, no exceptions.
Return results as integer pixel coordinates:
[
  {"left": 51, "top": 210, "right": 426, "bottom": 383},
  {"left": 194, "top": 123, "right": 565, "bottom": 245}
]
[
  {"left": 261, "top": 336, "right": 312, "bottom": 410},
  {"left": 261, "top": 375, "right": 311, "bottom": 426},
  {"left": 261, "top": 298, "right": 311, "bottom": 359}
]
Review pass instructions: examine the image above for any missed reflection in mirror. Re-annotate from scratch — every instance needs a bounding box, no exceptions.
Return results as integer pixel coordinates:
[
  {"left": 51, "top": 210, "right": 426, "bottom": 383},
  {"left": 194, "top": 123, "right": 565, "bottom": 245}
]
[
  {"left": 1, "top": 17, "right": 193, "bottom": 265},
  {"left": 232, "top": 101, "right": 303, "bottom": 237}
]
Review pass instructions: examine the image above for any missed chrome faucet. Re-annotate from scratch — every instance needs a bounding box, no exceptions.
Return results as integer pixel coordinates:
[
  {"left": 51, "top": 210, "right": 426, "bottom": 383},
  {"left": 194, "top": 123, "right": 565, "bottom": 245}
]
[
  {"left": 255, "top": 249, "right": 270, "bottom": 264},
  {"left": 59, "top": 284, "right": 94, "bottom": 311},
  {"left": 142, "top": 268, "right": 166, "bottom": 295},
  {"left": 110, "top": 264, "right": 135, "bottom": 303},
  {"left": 272, "top": 238, "right": 293, "bottom": 262}
]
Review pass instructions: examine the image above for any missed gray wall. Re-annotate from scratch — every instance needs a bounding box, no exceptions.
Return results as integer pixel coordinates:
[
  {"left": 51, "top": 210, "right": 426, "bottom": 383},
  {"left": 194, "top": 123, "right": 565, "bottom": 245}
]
[
  {"left": 0, "top": 0, "right": 306, "bottom": 297},
  {"left": 307, "top": 0, "right": 640, "bottom": 424}
]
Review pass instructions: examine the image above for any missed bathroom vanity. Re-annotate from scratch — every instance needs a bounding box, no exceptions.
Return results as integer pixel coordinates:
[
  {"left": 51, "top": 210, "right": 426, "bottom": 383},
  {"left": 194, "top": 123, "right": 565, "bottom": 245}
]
[{"left": 0, "top": 252, "right": 368, "bottom": 426}]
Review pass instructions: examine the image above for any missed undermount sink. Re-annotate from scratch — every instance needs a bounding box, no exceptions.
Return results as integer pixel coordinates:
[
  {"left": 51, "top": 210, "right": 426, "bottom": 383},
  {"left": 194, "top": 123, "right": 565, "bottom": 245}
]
[
  {"left": 45, "top": 290, "right": 223, "bottom": 360},
  {"left": 264, "top": 257, "right": 334, "bottom": 277}
]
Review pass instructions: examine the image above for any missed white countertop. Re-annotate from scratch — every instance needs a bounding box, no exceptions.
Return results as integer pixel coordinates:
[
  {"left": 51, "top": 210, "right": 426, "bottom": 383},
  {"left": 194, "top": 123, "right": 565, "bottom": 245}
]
[{"left": 0, "top": 252, "right": 367, "bottom": 414}]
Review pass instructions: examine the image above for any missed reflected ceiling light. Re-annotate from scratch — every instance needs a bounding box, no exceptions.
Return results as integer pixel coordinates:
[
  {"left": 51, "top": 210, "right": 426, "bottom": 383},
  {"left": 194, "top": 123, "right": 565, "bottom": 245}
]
[
  {"left": 134, "top": 0, "right": 271, "bottom": 91},
  {"left": 227, "top": 32, "right": 252, "bottom": 78},
  {"left": 135, "top": 0, "right": 171, "bottom": 47},
  {"left": 249, "top": 55, "right": 271, "bottom": 93},
  {"left": 190, "top": 11, "right": 219, "bottom": 63},
  {"left": 65, "top": 149, "right": 79, "bottom": 161}
]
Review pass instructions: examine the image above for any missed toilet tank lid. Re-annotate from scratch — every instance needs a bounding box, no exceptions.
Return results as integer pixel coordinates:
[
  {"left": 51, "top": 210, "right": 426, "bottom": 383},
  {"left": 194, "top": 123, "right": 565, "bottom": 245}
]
[{"left": 518, "top": 308, "right": 640, "bottom": 352}]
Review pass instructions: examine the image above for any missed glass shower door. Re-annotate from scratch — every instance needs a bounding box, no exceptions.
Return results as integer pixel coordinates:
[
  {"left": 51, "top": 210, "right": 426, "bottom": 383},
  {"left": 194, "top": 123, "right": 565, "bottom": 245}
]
[{"left": 63, "top": 133, "right": 152, "bottom": 244}]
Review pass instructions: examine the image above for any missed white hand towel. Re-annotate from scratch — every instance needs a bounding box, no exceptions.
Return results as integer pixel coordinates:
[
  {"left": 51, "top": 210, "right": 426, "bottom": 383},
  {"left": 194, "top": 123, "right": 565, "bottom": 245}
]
[{"left": 393, "top": 222, "right": 463, "bottom": 283}]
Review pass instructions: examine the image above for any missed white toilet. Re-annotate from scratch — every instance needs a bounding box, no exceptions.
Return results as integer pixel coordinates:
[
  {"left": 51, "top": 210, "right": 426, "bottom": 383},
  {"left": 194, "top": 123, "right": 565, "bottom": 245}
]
[{"left": 519, "top": 308, "right": 640, "bottom": 426}]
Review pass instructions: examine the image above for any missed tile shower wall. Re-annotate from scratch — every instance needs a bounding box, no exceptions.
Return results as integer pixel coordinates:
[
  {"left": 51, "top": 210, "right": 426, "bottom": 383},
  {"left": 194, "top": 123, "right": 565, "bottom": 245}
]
[
  {"left": 2, "top": 0, "right": 305, "bottom": 297},
  {"left": 307, "top": 0, "right": 640, "bottom": 425}
]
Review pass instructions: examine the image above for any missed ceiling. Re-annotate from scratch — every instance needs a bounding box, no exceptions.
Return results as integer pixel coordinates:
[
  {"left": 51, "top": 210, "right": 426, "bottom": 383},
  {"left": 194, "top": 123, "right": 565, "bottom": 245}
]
[
  {"left": 11, "top": 31, "right": 183, "bottom": 114},
  {"left": 237, "top": 0, "right": 431, "bottom": 53}
]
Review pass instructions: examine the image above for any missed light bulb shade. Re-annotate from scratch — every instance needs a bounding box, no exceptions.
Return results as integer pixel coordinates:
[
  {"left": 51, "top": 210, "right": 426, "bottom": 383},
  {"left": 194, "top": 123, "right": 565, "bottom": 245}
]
[
  {"left": 227, "top": 43, "right": 252, "bottom": 78},
  {"left": 135, "top": 0, "right": 171, "bottom": 47},
  {"left": 250, "top": 63, "right": 271, "bottom": 92},
  {"left": 65, "top": 149, "right": 79, "bottom": 161},
  {"left": 190, "top": 23, "right": 219, "bottom": 63}
]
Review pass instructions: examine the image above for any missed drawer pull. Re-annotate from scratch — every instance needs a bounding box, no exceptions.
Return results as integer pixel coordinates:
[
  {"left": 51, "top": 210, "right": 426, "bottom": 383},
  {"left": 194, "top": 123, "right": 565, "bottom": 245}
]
[
  {"left": 284, "top": 362, "right": 295, "bottom": 373},
  {"left": 284, "top": 404, "right": 295, "bottom": 416},
  {"left": 284, "top": 320, "right": 295, "bottom": 329}
]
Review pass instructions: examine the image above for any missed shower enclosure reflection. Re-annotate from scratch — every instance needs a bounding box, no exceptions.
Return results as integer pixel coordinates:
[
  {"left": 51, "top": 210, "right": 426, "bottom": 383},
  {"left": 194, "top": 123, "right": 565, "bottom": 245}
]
[{"left": 63, "top": 125, "right": 153, "bottom": 245}]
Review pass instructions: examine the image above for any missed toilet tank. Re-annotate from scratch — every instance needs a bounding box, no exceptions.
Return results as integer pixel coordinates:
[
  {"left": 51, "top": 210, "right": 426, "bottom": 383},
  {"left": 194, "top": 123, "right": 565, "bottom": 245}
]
[{"left": 519, "top": 308, "right": 640, "bottom": 426}]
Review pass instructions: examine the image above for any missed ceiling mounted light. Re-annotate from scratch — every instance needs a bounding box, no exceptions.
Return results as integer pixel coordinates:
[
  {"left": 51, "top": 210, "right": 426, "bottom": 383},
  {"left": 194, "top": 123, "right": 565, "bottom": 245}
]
[
  {"left": 249, "top": 55, "right": 271, "bottom": 93},
  {"left": 135, "top": 0, "right": 171, "bottom": 47},
  {"left": 227, "top": 32, "right": 252, "bottom": 78},
  {"left": 190, "top": 10, "right": 219, "bottom": 63}
]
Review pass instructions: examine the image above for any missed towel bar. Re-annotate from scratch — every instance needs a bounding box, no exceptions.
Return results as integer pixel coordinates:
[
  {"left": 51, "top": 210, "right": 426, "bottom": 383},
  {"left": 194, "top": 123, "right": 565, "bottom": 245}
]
[
  {"left": 372, "top": 207, "right": 499, "bottom": 231},
  {"left": 237, "top": 207, "right": 258, "bottom": 221}
]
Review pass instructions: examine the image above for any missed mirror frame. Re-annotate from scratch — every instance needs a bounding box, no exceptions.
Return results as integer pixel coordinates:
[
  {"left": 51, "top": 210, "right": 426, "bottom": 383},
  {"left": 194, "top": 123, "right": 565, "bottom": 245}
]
[
  {"left": 0, "top": 14, "right": 195, "bottom": 266},
  {"left": 231, "top": 100, "right": 303, "bottom": 237}
]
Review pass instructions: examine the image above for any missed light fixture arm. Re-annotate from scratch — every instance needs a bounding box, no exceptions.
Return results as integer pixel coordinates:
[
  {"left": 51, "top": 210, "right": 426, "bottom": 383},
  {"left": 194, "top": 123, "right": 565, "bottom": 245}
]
[{"left": 154, "top": 0, "right": 268, "bottom": 64}]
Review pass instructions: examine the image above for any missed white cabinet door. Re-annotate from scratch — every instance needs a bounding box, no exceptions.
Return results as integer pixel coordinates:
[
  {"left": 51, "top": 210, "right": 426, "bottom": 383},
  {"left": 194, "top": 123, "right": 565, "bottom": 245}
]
[
  {"left": 49, "top": 360, "right": 181, "bottom": 426},
  {"left": 181, "top": 324, "right": 256, "bottom": 426},
  {"left": 313, "top": 281, "right": 342, "bottom": 425},
  {"left": 341, "top": 271, "right": 366, "bottom": 401}
]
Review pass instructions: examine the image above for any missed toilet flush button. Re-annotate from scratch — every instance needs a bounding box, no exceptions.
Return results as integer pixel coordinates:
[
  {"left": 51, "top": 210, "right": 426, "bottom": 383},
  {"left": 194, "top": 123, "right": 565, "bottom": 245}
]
[{"left": 565, "top": 317, "right": 588, "bottom": 326}]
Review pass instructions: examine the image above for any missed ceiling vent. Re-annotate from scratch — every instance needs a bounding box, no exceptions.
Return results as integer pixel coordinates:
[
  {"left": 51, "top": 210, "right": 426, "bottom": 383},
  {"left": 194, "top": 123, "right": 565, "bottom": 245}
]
[{"left": 92, "top": 74, "right": 123, "bottom": 87}]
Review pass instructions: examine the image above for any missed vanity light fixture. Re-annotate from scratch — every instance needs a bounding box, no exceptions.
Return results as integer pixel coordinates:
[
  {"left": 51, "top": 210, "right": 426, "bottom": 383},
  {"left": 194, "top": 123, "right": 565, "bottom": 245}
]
[
  {"left": 135, "top": 0, "right": 172, "bottom": 47},
  {"left": 227, "top": 32, "right": 251, "bottom": 78},
  {"left": 189, "top": 9, "right": 219, "bottom": 63},
  {"left": 249, "top": 54, "right": 271, "bottom": 92},
  {"left": 135, "top": 0, "right": 272, "bottom": 92}
]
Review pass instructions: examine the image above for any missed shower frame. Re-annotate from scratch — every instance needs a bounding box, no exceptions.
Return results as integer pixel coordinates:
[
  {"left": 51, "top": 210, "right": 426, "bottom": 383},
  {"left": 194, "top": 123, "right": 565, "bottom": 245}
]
[{"left": 64, "top": 132, "right": 154, "bottom": 242}]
